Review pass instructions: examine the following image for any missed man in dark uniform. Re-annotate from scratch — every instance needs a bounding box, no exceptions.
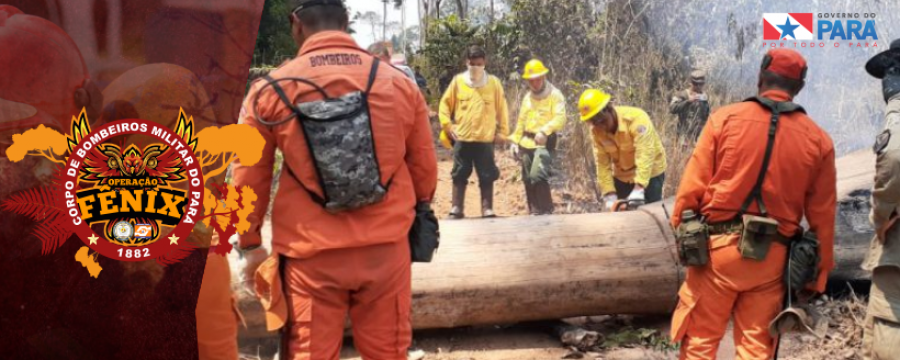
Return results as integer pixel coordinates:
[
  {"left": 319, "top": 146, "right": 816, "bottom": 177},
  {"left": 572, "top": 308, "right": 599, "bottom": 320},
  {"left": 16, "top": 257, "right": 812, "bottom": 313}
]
[{"left": 670, "top": 70, "right": 711, "bottom": 142}]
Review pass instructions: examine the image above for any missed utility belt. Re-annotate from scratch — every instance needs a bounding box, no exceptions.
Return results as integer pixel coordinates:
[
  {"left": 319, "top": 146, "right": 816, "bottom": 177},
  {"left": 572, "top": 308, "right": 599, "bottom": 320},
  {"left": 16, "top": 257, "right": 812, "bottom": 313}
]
[
  {"left": 677, "top": 214, "right": 795, "bottom": 264},
  {"left": 676, "top": 213, "right": 820, "bottom": 292},
  {"left": 707, "top": 218, "right": 794, "bottom": 246}
]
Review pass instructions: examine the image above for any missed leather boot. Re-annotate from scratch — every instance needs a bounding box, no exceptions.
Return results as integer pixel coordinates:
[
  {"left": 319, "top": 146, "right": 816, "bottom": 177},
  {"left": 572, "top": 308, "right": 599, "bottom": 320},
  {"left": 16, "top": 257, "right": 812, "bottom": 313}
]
[
  {"left": 481, "top": 182, "right": 496, "bottom": 218},
  {"left": 534, "top": 182, "right": 554, "bottom": 215},
  {"left": 449, "top": 182, "right": 466, "bottom": 219}
]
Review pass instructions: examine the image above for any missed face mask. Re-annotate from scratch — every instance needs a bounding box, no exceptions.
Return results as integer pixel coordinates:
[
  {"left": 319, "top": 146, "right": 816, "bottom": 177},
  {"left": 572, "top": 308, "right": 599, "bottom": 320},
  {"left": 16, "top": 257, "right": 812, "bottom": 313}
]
[{"left": 468, "top": 65, "right": 485, "bottom": 79}]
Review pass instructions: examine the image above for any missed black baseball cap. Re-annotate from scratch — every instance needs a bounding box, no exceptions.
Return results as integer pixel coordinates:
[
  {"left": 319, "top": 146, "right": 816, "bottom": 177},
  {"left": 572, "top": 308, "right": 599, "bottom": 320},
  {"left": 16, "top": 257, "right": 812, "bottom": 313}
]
[{"left": 292, "top": 0, "right": 346, "bottom": 13}]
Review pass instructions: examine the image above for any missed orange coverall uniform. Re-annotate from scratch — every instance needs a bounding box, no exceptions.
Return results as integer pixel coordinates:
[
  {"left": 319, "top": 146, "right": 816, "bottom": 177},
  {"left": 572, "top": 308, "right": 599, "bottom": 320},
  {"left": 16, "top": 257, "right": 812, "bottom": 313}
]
[
  {"left": 233, "top": 31, "right": 438, "bottom": 360},
  {"left": 670, "top": 89, "right": 836, "bottom": 359}
]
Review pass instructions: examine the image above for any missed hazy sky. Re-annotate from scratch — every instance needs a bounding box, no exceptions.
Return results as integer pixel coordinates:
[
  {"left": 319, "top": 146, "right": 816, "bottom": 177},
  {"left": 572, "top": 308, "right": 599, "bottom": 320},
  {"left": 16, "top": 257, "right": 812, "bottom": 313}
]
[{"left": 345, "top": 0, "right": 420, "bottom": 47}]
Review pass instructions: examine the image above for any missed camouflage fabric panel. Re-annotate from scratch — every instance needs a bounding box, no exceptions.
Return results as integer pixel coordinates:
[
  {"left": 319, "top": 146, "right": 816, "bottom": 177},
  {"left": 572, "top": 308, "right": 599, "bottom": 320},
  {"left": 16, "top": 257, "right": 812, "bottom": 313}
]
[{"left": 297, "top": 92, "right": 386, "bottom": 212}]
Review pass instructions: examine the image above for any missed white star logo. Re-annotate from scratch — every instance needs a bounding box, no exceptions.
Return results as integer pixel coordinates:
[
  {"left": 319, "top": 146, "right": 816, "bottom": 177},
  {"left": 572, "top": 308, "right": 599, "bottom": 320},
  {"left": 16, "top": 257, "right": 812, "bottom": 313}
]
[
  {"left": 168, "top": 234, "right": 179, "bottom": 245},
  {"left": 88, "top": 234, "right": 99, "bottom": 245}
]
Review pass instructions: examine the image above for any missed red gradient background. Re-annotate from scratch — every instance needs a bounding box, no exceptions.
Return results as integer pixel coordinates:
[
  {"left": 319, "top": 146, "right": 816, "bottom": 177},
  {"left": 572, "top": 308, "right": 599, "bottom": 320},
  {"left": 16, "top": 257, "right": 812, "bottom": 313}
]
[{"left": 0, "top": 1, "right": 263, "bottom": 358}]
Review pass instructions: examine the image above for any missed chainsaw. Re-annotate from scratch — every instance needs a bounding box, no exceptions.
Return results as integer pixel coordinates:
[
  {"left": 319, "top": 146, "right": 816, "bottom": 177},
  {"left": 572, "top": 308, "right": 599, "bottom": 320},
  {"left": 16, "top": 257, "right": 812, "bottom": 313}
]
[{"left": 612, "top": 199, "right": 645, "bottom": 212}]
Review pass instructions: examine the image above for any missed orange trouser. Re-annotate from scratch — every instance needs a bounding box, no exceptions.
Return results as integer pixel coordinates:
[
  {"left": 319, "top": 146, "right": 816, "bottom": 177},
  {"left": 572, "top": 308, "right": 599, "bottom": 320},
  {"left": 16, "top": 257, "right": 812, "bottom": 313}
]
[
  {"left": 284, "top": 240, "right": 412, "bottom": 360},
  {"left": 671, "top": 234, "right": 788, "bottom": 360},
  {"left": 196, "top": 252, "right": 240, "bottom": 360}
]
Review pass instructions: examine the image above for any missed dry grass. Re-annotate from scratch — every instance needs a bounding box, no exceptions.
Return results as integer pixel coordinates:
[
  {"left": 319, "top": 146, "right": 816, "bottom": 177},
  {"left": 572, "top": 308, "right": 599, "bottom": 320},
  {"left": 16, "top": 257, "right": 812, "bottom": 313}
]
[{"left": 783, "top": 289, "right": 869, "bottom": 360}]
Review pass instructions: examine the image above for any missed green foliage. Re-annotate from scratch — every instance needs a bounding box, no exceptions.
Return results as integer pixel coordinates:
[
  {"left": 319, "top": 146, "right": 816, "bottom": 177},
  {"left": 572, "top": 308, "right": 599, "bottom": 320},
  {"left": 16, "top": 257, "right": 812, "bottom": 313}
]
[
  {"left": 413, "top": 0, "right": 709, "bottom": 197},
  {"left": 601, "top": 327, "right": 679, "bottom": 353},
  {"left": 420, "top": 14, "right": 478, "bottom": 70},
  {"left": 415, "top": 15, "right": 479, "bottom": 99},
  {"left": 253, "top": 0, "right": 354, "bottom": 66},
  {"left": 254, "top": 0, "right": 296, "bottom": 66},
  {"left": 416, "top": 13, "right": 522, "bottom": 103}
]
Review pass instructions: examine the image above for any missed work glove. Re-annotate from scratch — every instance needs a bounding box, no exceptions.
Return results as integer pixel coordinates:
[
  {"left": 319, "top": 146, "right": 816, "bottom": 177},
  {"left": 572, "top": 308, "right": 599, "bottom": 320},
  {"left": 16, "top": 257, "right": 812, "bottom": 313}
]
[
  {"left": 603, "top": 193, "right": 618, "bottom": 212},
  {"left": 627, "top": 187, "right": 645, "bottom": 202},
  {"left": 510, "top": 143, "right": 520, "bottom": 158},
  {"left": 446, "top": 125, "right": 458, "bottom": 141},
  {"left": 235, "top": 242, "right": 269, "bottom": 297}
]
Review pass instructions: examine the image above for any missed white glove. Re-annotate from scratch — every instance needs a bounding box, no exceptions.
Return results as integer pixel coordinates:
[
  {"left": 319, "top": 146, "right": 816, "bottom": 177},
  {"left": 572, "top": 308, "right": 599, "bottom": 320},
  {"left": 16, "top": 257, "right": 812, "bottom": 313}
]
[
  {"left": 510, "top": 143, "right": 520, "bottom": 158},
  {"left": 627, "top": 188, "right": 645, "bottom": 201},
  {"left": 603, "top": 193, "right": 618, "bottom": 211}
]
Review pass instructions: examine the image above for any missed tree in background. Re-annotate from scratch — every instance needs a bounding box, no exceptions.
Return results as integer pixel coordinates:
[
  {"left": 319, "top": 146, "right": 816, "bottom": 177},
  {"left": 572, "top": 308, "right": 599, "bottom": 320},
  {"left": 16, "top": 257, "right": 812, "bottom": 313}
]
[
  {"left": 356, "top": 11, "right": 382, "bottom": 42},
  {"left": 253, "top": 0, "right": 295, "bottom": 66},
  {"left": 454, "top": 0, "right": 467, "bottom": 19},
  {"left": 254, "top": 0, "right": 353, "bottom": 66}
]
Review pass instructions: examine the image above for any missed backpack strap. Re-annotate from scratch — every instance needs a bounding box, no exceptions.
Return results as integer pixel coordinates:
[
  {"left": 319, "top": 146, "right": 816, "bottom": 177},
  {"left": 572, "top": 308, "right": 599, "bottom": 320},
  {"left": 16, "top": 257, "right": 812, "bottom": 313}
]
[
  {"left": 361, "top": 57, "right": 395, "bottom": 192},
  {"left": 255, "top": 75, "right": 333, "bottom": 127},
  {"left": 737, "top": 96, "right": 806, "bottom": 218},
  {"left": 365, "top": 57, "right": 380, "bottom": 94},
  {"left": 262, "top": 75, "right": 329, "bottom": 207}
]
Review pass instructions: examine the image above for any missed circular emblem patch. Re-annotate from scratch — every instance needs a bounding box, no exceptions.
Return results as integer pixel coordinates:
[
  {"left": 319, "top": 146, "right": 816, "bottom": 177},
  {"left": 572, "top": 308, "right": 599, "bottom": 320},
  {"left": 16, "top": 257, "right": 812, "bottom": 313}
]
[
  {"left": 59, "top": 117, "right": 204, "bottom": 262},
  {"left": 113, "top": 221, "right": 134, "bottom": 242}
]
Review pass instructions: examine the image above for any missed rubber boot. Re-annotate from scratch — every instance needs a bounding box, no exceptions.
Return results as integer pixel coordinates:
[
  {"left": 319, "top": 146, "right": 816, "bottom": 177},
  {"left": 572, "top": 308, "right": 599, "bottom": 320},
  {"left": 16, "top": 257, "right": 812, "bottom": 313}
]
[
  {"left": 534, "top": 182, "right": 554, "bottom": 215},
  {"left": 481, "top": 182, "right": 496, "bottom": 218},
  {"left": 449, "top": 182, "right": 466, "bottom": 219},
  {"left": 524, "top": 181, "right": 538, "bottom": 215},
  {"left": 481, "top": 183, "right": 496, "bottom": 218}
]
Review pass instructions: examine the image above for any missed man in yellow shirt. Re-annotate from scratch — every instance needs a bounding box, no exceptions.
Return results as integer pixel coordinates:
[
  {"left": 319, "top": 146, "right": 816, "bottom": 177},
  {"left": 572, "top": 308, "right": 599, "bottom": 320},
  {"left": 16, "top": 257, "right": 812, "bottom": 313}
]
[
  {"left": 509, "top": 59, "right": 567, "bottom": 215},
  {"left": 439, "top": 45, "right": 510, "bottom": 218},
  {"left": 578, "top": 89, "right": 667, "bottom": 210}
]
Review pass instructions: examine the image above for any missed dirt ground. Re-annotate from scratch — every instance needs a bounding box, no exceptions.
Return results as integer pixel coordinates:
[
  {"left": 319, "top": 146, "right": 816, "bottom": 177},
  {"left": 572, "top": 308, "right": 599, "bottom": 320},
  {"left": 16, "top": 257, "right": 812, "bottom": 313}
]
[
  {"left": 339, "top": 326, "right": 572, "bottom": 360},
  {"left": 429, "top": 147, "right": 602, "bottom": 219}
]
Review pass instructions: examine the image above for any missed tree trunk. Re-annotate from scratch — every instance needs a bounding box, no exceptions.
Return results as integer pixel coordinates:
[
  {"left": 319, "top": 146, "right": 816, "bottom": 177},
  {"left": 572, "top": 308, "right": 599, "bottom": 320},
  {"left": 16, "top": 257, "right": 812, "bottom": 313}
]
[
  {"left": 419, "top": 0, "right": 427, "bottom": 45},
  {"left": 454, "top": 0, "right": 466, "bottom": 19},
  {"left": 490, "top": 0, "right": 494, "bottom": 24},
  {"left": 234, "top": 150, "right": 877, "bottom": 338},
  {"left": 401, "top": 0, "right": 406, "bottom": 53},
  {"left": 383, "top": 0, "right": 388, "bottom": 41}
]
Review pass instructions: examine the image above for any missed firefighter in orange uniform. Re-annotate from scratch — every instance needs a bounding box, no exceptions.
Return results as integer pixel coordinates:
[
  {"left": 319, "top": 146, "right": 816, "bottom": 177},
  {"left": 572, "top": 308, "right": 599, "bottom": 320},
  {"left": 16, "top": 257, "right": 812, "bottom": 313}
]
[
  {"left": 669, "top": 49, "right": 836, "bottom": 359},
  {"left": 233, "top": 1, "right": 438, "bottom": 359}
]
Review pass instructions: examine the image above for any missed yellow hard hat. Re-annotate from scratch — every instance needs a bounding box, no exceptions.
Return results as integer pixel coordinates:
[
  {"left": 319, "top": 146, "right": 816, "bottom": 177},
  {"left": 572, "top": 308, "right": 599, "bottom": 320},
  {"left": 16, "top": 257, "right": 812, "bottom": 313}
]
[
  {"left": 522, "top": 59, "right": 549, "bottom": 79},
  {"left": 578, "top": 89, "right": 612, "bottom": 121}
]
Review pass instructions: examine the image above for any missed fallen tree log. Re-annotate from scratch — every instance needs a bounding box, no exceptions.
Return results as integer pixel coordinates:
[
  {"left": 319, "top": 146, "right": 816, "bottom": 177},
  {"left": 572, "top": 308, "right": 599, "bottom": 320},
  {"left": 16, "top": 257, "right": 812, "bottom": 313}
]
[{"left": 233, "top": 150, "right": 877, "bottom": 338}]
